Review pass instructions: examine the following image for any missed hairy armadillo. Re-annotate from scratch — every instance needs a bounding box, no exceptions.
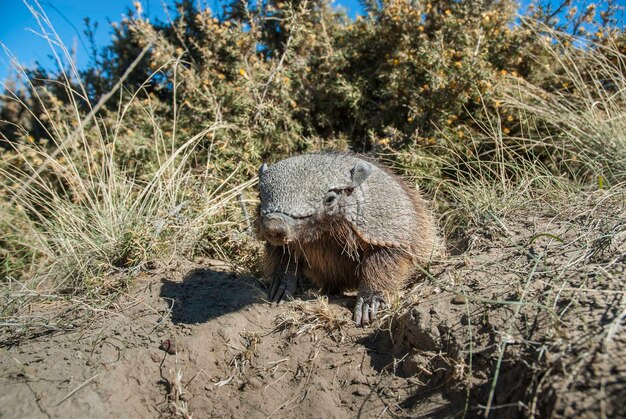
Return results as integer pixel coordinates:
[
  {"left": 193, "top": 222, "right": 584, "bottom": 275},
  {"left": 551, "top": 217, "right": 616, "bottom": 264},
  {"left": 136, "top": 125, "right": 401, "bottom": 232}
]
[{"left": 256, "top": 152, "right": 438, "bottom": 326}]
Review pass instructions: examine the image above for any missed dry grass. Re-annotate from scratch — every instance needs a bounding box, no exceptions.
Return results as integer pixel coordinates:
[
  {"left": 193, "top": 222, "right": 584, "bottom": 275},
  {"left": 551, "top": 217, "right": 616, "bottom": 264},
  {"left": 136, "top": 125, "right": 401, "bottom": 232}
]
[
  {"left": 499, "top": 20, "right": 626, "bottom": 184},
  {"left": 274, "top": 296, "right": 351, "bottom": 342},
  {"left": 162, "top": 357, "right": 193, "bottom": 419},
  {"left": 0, "top": 2, "right": 252, "bottom": 296}
]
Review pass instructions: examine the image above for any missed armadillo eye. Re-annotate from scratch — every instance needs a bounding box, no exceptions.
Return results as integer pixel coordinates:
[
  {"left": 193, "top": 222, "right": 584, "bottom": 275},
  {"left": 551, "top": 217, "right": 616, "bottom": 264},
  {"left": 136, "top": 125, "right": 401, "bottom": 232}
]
[{"left": 324, "top": 191, "right": 338, "bottom": 206}]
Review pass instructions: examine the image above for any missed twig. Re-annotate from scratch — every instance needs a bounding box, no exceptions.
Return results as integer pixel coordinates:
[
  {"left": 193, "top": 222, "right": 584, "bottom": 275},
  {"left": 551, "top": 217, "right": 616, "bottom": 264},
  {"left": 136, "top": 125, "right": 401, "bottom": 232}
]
[
  {"left": 484, "top": 251, "right": 543, "bottom": 417},
  {"left": 238, "top": 193, "right": 253, "bottom": 235},
  {"left": 252, "top": 1, "right": 307, "bottom": 122},
  {"left": 55, "top": 374, "right": 99, "bottom": 406}
]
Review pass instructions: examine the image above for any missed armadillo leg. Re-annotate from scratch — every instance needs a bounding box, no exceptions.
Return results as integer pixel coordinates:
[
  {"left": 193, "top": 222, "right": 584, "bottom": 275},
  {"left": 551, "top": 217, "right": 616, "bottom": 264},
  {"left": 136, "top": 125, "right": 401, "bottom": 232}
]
[
  {"left": 264, "top": 244, "right": 300, "bottom": 304},
  {"left": 268, "top": 272, "right": 298, "bottom": 303},
  {"left": 354, "top": 291, "right": 386, "bottom": 326},
  {"left": 353, "top": 247, "right": 412, "bottom": 326}
]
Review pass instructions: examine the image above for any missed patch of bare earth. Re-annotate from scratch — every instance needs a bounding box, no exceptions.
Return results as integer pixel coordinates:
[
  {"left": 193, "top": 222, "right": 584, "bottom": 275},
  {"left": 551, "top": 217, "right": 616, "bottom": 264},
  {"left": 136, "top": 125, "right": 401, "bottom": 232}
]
[{"left": 1, "top": 191, "right": 624, "bottom": 418}]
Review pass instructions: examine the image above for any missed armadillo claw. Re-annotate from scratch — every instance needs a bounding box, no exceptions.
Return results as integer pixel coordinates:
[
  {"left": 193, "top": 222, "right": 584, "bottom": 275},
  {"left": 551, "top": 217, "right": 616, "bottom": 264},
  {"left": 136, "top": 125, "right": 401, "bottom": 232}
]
[
  {"left": 353, "top": 294, "right": 387, "bottom": 327},
  {"left": 268, "top": 274, "right": 297, "bottom": 304}
]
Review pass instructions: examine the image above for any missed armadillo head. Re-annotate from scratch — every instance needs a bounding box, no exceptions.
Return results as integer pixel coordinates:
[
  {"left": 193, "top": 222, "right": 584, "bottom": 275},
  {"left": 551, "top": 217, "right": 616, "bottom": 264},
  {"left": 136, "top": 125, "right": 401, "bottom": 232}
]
[{"left": 257, "top": 154, "right": 372, "bottom": 246}]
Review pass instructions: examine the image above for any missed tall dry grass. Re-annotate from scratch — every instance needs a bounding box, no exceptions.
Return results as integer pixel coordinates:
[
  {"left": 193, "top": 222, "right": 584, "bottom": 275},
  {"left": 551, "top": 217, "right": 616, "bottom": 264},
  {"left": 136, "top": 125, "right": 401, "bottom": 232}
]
[
  {"left": 0, "top": 2, "right": 252, "bottom": 294},
  {"left": 500, "top": 20, "right": 626, "bottom": 184}
]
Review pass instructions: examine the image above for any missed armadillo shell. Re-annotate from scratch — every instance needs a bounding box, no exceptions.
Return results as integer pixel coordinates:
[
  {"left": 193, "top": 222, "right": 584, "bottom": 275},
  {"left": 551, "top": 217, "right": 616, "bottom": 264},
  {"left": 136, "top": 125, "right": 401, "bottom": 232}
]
[{"left": 258, "top": 153, "right": 419, "bottom": 250}]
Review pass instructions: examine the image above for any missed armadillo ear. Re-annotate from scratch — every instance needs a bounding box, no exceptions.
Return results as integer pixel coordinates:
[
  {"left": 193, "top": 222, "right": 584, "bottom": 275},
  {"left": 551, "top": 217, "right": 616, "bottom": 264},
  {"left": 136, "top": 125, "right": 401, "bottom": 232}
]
[
  {"left": 259, "top": 163, "right": 268, "bottom": 176},
  {"left": 350, "top": 161, "right": 372, "bottom": 187}
]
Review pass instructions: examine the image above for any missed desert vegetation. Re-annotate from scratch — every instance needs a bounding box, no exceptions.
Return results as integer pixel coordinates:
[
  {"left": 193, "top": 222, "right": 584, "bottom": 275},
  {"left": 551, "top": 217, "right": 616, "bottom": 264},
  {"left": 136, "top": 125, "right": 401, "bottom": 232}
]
[{"left": 0, "top": 0, "right": 624, "bottom": 417}]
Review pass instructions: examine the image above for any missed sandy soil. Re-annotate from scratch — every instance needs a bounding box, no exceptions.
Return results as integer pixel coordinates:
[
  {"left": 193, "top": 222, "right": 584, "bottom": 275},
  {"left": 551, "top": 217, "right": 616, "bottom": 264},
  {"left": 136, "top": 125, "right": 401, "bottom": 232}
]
[{"left": 1, "top": 200, "right": 624, "bottom": 418}]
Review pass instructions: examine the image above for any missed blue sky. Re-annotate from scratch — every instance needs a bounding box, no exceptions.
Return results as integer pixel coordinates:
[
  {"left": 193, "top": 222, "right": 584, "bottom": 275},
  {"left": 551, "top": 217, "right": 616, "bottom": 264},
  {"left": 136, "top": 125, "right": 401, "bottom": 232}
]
[
  {"left": 0, "top": 0, "right": 363, "bottom": 81},
  {"left": 1, "top": 0, "right": 163, "bottom": 80}
]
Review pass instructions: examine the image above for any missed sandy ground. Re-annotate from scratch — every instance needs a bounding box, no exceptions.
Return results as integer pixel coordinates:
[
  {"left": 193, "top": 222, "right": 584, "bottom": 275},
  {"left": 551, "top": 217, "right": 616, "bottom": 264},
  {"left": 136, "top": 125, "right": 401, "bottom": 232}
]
[{"left": 1, "top": 201, "right": 624, "bottom": 418}]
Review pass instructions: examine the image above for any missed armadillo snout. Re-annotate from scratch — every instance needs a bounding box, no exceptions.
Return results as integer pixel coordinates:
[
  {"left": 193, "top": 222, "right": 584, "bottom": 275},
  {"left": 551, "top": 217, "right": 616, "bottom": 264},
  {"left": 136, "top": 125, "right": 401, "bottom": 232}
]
[{"left": 260, "top": 213, "right": 293, "bottom": 244}]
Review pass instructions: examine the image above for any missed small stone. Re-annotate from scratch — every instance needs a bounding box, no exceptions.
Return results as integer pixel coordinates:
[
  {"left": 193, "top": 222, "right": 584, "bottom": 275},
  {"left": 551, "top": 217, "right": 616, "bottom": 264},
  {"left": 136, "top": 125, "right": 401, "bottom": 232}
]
[
  {"left": 150, "top": 351, "right": 162, "bottom": 363},
  {"left": 160, "top": 339, "right": 177, "bottom": 355},
  {"left": 452, "top": 294, "right": 467, "bottom": 305}
]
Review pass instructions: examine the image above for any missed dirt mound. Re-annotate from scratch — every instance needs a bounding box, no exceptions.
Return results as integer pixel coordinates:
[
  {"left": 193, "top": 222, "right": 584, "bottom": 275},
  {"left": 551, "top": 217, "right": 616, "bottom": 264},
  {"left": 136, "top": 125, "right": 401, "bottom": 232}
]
[
  {"left": 1, "top": 194, "right": 624, "bottom": 418},
  {"left": 382, "top": 197, "right": 626, "bottom": 418}
]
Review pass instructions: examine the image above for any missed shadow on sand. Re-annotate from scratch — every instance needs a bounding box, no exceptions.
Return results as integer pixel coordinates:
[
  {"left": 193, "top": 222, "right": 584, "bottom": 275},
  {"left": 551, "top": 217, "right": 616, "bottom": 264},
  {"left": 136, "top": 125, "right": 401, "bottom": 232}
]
[{"left": 159, "top": 268, "right": 265, "bottom": 324}]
